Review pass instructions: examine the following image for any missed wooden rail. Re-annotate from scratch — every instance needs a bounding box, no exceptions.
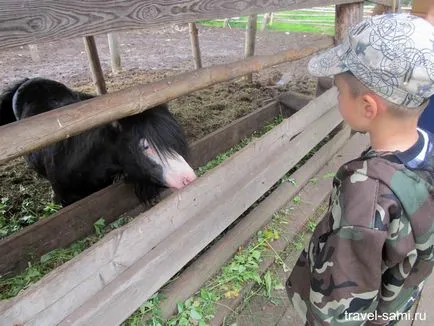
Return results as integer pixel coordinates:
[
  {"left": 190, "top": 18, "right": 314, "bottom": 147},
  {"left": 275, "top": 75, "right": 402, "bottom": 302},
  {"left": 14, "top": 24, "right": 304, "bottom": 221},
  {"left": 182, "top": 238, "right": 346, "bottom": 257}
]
[
  {"left": 335, "top": 2, "right": 364, "bottom": 42},
  {"left": 0, "top": 88, "right": 339, "bottom": 326},
  {"left": 0, "top": 0, "right": 356, "bottom": 50},
  {"left": 0, "top": 38, "right": 333, "bottom": 165},
  {"left": 157, "top": 125, "right": 353, "bottom": 319},
  {"left": 0, "top": 100, "right": 293, "bottom": 277}
]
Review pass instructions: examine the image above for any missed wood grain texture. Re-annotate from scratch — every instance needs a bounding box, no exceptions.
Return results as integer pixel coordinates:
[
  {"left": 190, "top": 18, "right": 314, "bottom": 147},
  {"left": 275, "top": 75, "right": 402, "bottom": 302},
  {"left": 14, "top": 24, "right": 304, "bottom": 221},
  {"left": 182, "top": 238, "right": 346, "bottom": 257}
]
[
  {"left": 60, "top": 95, "right": 343, "bottom": 326},
  {"left": 0, "top": 0, "right": 356, "bottom": 49},
  {"left": 0, "top": 88, "right": 338, "bottom": 326},
  {"left": 0, "top": 182, "right": 140, "bottom": 278},
  {"left": 230, "top": 131, "right": 370, "bottom": 326},
  {"left": 158, "top": 125, "right": 352, "bottom": 320},
  {"left": 335, "top": 2, "right": 364, "bottom": 43},
  {"left": 0, "top": 38, "right": 334, "bottom": 165},
  {"left": 0, "top": 100, "right": 283, "bottom": 278}
]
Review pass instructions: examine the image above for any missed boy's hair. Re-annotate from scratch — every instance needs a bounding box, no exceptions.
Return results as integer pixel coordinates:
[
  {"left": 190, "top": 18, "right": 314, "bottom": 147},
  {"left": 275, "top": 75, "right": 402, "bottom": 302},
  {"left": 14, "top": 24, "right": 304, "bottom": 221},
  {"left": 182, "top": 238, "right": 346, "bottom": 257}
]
[
  {"left": 308, "top": 13, "right": 434, "bottom": 109},
  {"left": 338, "top": 72, "right": 429, "bottom": 117}
]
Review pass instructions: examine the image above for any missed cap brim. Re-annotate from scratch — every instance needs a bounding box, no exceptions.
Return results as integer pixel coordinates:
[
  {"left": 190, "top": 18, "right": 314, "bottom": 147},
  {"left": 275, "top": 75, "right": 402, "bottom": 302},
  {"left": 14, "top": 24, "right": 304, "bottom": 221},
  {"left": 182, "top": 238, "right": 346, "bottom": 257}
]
[{"left": 308, "top": 43, "right": 349, "bottom": 77}]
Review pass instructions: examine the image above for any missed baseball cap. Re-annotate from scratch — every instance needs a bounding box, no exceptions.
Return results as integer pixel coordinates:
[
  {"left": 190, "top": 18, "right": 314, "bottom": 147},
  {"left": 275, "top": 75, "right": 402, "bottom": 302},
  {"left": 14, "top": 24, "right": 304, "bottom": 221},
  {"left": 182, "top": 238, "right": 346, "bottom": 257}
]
[{"left": 308, "top": 13, "right": 434, "bottom": 108}]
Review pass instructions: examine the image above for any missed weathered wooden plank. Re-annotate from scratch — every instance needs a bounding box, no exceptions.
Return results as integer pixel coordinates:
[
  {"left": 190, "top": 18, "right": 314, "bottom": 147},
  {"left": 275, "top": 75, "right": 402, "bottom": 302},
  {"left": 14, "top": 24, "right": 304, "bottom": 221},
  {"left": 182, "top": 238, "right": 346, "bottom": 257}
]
[
  {"left": 277, "top": 90, "right": 313, "bottom": 112},
  {"left": 0, "top": 88, "right": 339, "bottom": 326},
  {"left": 60, "top": 97, "right": 343, "bottom": 326},
  {"left": 108, "top": 33, "right": 122, "bottom": 74},
  {"left": 335, "top": 1, "right": 364, "bottom": 43},
  {"left": 217, "top": 131, "right": 370, "bottom": 325},
  {"left": 83, "top": 36, "right": 107, "bottom": 95},
  {"left": 0, "top": 0, "right": 356, "bottom": 50},
  {"left": 157, "top": 125, "right": 352, "bottom": 320},
  {"left": 188, "top": 22, "right": 202, "bottom": 70},
  {"left": 0, "top": 100, "right": 284, "bottom": 278},
  {"left": 189, "top": 101, "right": 289, "bottom": 169},
  {"left": 244, "top": 14, "right": 257, "bottom": 83},
  {"left": 0, "top": 38, "right": 334, "bottom": 165},
  {"left": 0, "top": 182, "right": 140, "bottom": 278}
]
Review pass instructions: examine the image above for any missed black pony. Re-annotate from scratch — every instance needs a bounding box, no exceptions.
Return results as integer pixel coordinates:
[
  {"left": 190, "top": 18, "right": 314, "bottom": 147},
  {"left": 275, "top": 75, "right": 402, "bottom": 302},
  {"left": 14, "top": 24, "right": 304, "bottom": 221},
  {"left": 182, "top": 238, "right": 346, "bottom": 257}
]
[{"left": 0, "top": 77, "right": 197, "bottom": 206}]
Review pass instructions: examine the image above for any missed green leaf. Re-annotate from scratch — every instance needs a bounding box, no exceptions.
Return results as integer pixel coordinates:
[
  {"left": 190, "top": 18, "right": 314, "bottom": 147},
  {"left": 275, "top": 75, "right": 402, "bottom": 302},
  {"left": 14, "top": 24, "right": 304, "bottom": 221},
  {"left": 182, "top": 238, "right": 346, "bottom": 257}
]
[
  {"left": 40, "top": 252, "right": 53, "bottom": 264},
  {"left": 177, "top": 302, "right": 184, "bottom": 314},
  {"left": 251, "top": 250, "right": 261, "bottom": 260},
  {"left": 93, "top": 217, "right": 106, "bottom": 237},
  {"left": 264, "top": 271, "right": 272, "bottom": 297},
  {"left": 237, "top": 265, "right": 246, "bottom": 273},
  {"left": 190, "top": 309, "right": 202, "bottom": 320},
  {"left": 251, "top": 272, "right": 262, "bottom": 284}
]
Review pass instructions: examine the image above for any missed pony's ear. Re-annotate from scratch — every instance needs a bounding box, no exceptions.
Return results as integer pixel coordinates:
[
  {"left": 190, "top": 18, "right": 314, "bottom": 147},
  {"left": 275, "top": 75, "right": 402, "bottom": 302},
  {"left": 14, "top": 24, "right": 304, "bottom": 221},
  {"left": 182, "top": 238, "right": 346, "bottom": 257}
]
[{"left": 110, "top": 120, "right": 122, "bottom": 131}]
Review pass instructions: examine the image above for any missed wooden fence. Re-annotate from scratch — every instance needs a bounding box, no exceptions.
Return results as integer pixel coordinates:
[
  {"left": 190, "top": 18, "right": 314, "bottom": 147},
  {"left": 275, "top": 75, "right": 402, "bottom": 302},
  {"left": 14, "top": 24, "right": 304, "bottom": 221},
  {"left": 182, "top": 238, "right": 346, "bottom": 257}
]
[{"left": 0, "top": 0, "right": 368, "bottom": 324}]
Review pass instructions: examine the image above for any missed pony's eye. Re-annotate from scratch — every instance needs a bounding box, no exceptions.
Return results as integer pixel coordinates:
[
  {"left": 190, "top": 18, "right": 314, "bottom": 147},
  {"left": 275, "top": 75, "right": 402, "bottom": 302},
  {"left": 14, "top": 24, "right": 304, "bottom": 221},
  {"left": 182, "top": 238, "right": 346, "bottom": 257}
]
[{"left": 140, "top": 139, "right": 150, "bottom": 151}]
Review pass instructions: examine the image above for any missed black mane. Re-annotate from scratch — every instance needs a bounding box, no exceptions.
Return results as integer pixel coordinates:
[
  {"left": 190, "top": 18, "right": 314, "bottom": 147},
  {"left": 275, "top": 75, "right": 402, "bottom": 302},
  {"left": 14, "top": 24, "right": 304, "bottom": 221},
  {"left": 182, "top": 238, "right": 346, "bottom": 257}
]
[{"left": 0, "top": 77, "right": 192, "bottom": 206}]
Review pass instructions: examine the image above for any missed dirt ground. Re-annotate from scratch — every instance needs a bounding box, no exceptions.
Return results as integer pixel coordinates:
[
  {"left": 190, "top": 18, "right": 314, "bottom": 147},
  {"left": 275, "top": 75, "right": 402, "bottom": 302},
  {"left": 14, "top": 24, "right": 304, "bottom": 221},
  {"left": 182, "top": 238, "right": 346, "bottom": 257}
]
[{"left": 0, "top": 25, "right": 330, "bottom": 233}]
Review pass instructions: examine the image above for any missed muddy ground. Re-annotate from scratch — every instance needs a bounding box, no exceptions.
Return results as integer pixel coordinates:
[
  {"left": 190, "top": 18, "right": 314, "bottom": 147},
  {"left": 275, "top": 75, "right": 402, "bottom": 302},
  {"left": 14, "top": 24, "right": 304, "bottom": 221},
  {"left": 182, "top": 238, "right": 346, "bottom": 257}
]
[{"left": 0, "top": 25, "right": 330, "bottom": 234}]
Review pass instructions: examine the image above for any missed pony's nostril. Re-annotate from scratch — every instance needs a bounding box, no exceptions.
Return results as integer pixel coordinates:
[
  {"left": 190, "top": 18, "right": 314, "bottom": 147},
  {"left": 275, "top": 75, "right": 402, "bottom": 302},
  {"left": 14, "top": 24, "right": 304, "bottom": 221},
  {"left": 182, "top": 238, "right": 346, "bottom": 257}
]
[{"left": 183, "top": 174, "right": 196, "bottom": 186}]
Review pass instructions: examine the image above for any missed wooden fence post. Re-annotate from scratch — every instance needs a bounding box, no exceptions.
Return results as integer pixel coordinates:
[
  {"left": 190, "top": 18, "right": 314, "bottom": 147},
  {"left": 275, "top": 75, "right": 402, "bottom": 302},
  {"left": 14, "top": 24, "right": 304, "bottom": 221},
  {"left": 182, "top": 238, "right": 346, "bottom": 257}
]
[
  {"left": 392, "top": 0, "right": 401, "bottom": 13},
  {"left": 333, "top": 1, "right": 364, "bottom": 135},
  {"left": 261, "top": 13, "right": 271, "bottom": 31},
  {"left": 107, "top": 33, "right": 121, "bottom": 75},
  {"left": 83, "top": 36, "right": 107, "bottom": 95},
  {"left": 335, "top": 1, "right": 364, "bottom": 44},
  {"left": 0, "top": 39, "right": 334, "bottom": 165},
  {"left": 188, "top": 22, "right": 202, "bottom": 69},
  {"left": 28, "top": 44, "right": 40, "bottom": 62},
  {"left": 244, "top": 14, "right": 257, "bottom": 82}
]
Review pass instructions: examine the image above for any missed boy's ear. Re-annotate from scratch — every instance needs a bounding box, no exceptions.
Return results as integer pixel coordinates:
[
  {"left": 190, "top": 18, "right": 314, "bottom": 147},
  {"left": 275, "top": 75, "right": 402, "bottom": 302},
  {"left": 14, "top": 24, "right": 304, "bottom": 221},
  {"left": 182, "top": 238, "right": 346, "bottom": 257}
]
[{"left": 360, "top": 92, "right": 382, "bottom": 120}]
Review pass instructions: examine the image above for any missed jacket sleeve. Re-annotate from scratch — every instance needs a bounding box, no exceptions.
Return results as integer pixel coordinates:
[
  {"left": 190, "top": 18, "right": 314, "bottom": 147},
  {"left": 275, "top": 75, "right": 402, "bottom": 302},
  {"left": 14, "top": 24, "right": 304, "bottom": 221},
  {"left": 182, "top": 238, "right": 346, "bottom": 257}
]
[{"left": 287, "top": 167, "right": 395, "bottom": 325}]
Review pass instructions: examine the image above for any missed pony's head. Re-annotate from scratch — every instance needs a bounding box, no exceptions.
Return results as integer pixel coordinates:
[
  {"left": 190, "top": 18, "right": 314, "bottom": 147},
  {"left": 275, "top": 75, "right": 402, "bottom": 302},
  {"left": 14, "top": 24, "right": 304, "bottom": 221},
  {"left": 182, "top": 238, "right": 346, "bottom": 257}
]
[{"left": 116, "top": 104, "right": 197, "bottom": 202}]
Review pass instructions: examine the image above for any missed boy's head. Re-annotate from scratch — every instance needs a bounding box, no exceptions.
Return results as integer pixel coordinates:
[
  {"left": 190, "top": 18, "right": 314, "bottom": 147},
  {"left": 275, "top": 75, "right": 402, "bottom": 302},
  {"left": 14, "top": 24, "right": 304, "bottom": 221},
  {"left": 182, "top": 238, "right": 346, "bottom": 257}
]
[{"left": 308, "top": 14, "right": 434, "bottom": 132}]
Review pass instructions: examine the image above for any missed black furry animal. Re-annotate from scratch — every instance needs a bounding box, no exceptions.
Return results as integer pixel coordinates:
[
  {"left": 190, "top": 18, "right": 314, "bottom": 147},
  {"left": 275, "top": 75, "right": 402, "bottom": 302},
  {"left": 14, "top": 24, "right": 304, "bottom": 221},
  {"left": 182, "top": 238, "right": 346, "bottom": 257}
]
[{"left": 0, "top": 77, "right": 197, "bottom": 206}]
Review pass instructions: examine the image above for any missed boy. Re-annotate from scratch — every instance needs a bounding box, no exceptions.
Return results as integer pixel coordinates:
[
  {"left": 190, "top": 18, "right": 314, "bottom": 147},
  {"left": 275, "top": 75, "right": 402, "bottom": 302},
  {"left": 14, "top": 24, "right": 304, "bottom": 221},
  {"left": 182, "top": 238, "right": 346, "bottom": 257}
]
[{"left": 286, "top": 13, "right": 434, "bottom": 325}]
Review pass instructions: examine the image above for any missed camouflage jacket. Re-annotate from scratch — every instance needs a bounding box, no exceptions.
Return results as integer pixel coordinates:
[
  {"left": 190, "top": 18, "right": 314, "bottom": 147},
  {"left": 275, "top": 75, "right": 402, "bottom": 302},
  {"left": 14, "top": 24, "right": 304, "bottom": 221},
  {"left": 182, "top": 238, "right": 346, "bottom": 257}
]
[{"left": 286, "top": 128, "right": 434, "bottom": 325}]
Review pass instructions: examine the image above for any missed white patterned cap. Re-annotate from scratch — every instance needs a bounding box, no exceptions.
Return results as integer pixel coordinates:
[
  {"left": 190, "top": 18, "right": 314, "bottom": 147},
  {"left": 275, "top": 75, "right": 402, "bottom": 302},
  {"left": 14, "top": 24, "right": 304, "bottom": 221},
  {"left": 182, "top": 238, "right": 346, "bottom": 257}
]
[{"left": 308, "top": 13, "right": 434, "bottom": 108}]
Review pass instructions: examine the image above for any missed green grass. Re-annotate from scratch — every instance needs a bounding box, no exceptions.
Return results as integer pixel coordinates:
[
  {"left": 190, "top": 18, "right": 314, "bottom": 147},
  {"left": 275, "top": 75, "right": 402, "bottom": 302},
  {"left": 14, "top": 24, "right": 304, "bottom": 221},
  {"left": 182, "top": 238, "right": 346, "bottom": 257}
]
[
  {"left": 124, "top": 210, "right": 287, "bottom": 326},
  {"left": 0, "top": 215, "right": 132, "bottom": 300},
  {"left": 0, "top": 115, "right": 286, "bottom": 303},
  {"left": 198, "top": 10, "right": 335, "bottom": 36},
  {"left": 0, "top": 197, "right": 62, "bottom": 239},
  {"left": 129, "top": 191, "right": 330, "bottom": 325}
]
